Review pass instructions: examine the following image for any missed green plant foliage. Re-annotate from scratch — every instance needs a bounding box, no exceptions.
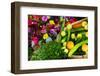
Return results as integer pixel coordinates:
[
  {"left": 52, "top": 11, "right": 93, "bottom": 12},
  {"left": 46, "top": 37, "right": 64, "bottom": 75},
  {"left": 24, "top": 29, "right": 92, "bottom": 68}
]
[{"left": 31, "top": 41, "right": 66, "bottom": 60}]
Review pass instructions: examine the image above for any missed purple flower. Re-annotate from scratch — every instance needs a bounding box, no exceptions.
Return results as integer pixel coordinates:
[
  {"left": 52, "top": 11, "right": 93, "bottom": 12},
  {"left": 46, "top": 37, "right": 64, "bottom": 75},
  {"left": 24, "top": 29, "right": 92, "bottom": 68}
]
[
  {"left": 54, "top": 26, "right": 60, "bottom": 33},
  {"left": 54, "top": 16, "right": 59, "bottom": 24},
  {"left": 50, "top": 29, "right": 57, "bottom": 36},
  {"left": 42, "top": 16, "right": 48, "bottom": 22}
]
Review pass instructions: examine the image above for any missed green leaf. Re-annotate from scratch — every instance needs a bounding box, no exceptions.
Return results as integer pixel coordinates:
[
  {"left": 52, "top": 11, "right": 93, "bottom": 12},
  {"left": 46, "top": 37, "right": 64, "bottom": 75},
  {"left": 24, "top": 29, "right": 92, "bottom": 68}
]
[{"left": 31, "top": 41, "right": 66, "bottom": 60}]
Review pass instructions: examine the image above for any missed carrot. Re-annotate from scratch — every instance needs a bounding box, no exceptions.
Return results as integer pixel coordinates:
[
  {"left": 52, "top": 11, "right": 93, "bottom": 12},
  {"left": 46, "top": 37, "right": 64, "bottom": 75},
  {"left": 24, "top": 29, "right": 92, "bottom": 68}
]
[
  {"left": 72, "top": 22, "right": 82, "bottom": 28},
  {"left": 72, "top": 18, "right": 87, "bottom": 29}
]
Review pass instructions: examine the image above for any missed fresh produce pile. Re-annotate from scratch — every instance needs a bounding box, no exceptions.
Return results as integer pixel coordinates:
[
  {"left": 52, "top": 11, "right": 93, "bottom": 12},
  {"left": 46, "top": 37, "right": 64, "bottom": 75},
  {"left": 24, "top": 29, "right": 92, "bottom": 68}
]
[{"left": 28, "top": 15, "right": 88, "bottom": 60}]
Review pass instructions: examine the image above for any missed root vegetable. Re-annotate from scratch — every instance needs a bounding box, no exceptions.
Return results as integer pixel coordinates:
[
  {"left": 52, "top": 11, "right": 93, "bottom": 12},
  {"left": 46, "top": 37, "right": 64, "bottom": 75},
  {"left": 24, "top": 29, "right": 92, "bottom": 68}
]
[{"left": 72, "top": 23, "right": 82, "bottom": 28}]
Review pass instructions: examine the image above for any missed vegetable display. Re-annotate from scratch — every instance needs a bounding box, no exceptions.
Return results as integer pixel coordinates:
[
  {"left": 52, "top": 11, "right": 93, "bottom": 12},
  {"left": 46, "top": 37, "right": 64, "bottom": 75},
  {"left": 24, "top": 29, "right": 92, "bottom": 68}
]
[{"left": 28, "top": 15, "right": 88, "bottom": 60}]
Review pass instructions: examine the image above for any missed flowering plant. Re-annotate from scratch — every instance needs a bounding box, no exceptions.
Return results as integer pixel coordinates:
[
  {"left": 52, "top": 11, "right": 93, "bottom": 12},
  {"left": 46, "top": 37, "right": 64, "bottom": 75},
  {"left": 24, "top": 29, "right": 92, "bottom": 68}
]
[{"left": 28, "top": 15, "right": 88, "bottom": 60}]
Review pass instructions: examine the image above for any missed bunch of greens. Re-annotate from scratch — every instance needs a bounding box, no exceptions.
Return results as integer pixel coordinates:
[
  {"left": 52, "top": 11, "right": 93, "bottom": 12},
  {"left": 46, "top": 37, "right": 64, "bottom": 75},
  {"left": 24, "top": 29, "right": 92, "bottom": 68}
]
[{"left": 30, "top": 41, "right": 66, "bottom": 60}]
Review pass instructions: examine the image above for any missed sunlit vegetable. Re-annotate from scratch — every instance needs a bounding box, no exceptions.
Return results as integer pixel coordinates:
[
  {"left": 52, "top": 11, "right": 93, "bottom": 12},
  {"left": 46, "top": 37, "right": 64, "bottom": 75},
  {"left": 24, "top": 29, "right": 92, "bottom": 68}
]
[
  {"left": 63, "top": 42, "right": 67, "bottom": 47},
  {"left": 77, "top": 33, "right": 82, "bottom": 39},
  {"left": 82, "top": 44, "right": 88, "bottom": 52},
  {"left": 85, "top": 32, "right": 88, "bottom": 37},
  {"left": 72, "top": 18, "right": 87, "bottom": 28},
  {"left": 61, "top": 31, "right": 66, "bottom": 37},
  {"left": 66, "top": 41, "right": 74, "bottom": 50},
  {"left": 66, "top": 24, "right": 72, "bottom": 30},
  {"left": 71, "top": 33, "right": 75, "bottom": 39},
  {"left": 68, "top": 39, "right": 88, "bottom": 57},
  {"left": 84, "top": 25, "right": 88, "bottom": 30},
  {"left": 72, "top": 22, "right": 81, "bottom": 28},
  {"left": 82, "top": 21, "right": 88, "bottom": 27},
  {"left": 64, "top": 49, "right": 69, "bottom": 54}
]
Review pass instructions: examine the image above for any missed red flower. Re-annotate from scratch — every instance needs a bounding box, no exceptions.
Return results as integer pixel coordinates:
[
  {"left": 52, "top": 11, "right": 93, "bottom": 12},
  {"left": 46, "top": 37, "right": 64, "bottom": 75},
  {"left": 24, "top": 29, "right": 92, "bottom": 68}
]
[
  {"left": 32, "top": 37, "right": 39, "bottom": 45},
  {"left": 33, "top": 15, "right": 40, "bottom": 21},
  {"left": 28, "top": 19, "right": 33, "bottom": 26},
  {"left": 70, "top": 18, "right": 77, "bottom": 23}
]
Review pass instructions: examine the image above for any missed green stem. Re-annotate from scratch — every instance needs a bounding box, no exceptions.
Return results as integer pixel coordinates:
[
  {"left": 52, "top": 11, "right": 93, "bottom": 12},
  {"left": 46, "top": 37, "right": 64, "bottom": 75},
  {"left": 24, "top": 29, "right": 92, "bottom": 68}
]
[
  {"left": 71, "top": 28, "right": 86, "bottom": 33},
  {"left": 67, "top": 30, "right": 71, "bottom": 41},
  {"left": 68, "top": 39, "right": 88, "bottom": 57},
  {"left": 61, "top": 18, "right": 65, "bottom": 31}
]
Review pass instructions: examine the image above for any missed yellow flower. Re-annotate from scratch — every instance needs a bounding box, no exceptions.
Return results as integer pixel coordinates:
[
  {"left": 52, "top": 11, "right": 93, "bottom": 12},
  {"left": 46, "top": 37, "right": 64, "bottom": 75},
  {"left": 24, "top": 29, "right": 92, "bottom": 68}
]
[
  {"left": 77, "top": 33, "right": 82, "bottom": 39},
  {"left": 66, "top": 24, "right": 72, "bottom": 30},
  {"left": 84, "top": 25, "right": 88, "bottom": 30},
  {"left": 82, "top": 21, "right": 88, "bottom": 27},
  {"left": 63, "top": 42, "right": 67, "bottom": 47},
  {"left": 66, "top": 41, "right": 74, "bottom": 50},
  {"left": 43, "top": 33, "right": 49, "bottom": 39},
  {"left": 49, "top": 20, "right": 55, "bottom": 25},
  {"left": 71, "top": 33, "right": 75, "bottom": 39},
  {"left": 85, "top": 32, "right": 88, "bottom": 37},
  {"left": 61, "top": 47, "right": 66, "bottom": 50},
  {"left": 64, "top": 49, "right": 69, "bottom": 54},
  {"left": 61, "top": 31, "right": 66, "bottom": 37},
  {"left": 82, "top": 44, "right": 88, "bottom": 52}
]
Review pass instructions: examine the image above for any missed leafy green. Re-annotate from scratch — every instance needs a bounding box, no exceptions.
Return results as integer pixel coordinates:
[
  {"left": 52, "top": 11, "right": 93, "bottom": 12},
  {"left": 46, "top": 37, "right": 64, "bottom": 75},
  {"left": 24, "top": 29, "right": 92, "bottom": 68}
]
[{"left": 31, "top": 41, "right": 66, "bottom": 60}]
